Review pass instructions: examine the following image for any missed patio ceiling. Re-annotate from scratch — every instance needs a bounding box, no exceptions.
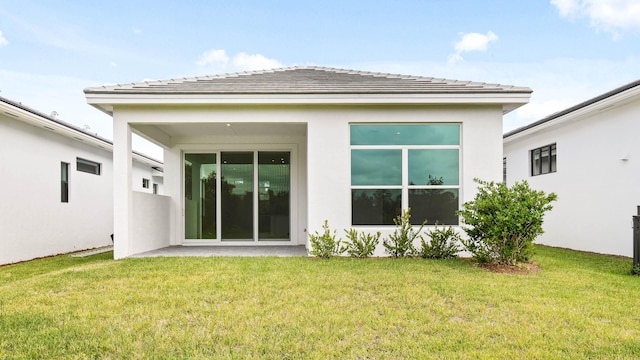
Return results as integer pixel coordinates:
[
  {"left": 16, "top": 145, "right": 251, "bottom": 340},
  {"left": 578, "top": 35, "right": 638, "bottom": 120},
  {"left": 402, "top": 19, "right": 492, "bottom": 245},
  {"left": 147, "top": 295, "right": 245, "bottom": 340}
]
[{"left": 131, "top": 122, "right": 307, "bottom": 148}]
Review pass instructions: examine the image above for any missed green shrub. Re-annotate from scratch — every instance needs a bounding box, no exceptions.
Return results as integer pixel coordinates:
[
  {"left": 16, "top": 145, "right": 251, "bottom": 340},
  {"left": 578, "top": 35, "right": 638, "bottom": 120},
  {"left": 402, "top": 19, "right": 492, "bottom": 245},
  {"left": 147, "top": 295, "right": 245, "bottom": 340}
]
[
  {"left": 457, "top": 179, "right": 557, "bottom": 265},
  {"left": 632, "top": 263, "right": 640, "bottom": 276},
  {"left": 308, "top": 220, "right": 342, "bottom": 258},
  {"left": 416, "top": 226, "right": 461, "bottom": 259},
  {"left": 341, "top": 229, "right": 381, "bottom": 258},
  {"left": 383, "top": 209, "right": 425, "bottom": 257}
]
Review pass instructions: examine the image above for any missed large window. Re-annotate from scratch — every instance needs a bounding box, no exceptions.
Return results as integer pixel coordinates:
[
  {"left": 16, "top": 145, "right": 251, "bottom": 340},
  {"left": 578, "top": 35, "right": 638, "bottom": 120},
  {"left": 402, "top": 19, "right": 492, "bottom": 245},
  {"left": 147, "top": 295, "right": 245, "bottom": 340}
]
[
  {"left": 350, "top": 124, "right": 460, "bottom": 225},
  {"left": 531, "top": 144, "right": 556, "bottom": 176},
  {"left": 76, "top": 157, "right": 101, "bottom": 175}
]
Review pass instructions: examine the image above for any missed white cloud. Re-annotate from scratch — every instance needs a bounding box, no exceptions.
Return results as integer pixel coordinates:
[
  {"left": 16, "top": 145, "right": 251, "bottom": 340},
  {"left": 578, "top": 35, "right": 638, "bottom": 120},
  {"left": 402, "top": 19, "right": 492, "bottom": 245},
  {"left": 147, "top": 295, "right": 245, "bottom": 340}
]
[
  {"left": 449, "top": 31, "right": 498, "bottom": 63},
  {"left": 551, "top": 0, "right": 640, "bottom": 37},
  {"left": 197, "top": 49, "right": 230, "bottom": 67},
  {"left": 454, "top": 31, "right": 499, "bottom": 53},
  {"left": 232, "top": 52, "right": 282, "bottom": 71},
  {"left": 0, "top": 31, "right": 8, "bottom": 47},
  {"left": 133, "top": 28, "right": 142, "bottom": 34},
  {"left": 196, "top": 49, "right": 282, "bottom": 72}
]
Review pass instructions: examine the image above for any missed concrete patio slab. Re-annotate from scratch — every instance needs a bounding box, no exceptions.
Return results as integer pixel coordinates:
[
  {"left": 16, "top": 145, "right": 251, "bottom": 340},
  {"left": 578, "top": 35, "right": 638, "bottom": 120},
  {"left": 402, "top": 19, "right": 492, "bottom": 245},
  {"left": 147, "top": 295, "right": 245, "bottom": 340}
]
[{"left": 130, "top": 245, "right": 308, "bottom": 258}]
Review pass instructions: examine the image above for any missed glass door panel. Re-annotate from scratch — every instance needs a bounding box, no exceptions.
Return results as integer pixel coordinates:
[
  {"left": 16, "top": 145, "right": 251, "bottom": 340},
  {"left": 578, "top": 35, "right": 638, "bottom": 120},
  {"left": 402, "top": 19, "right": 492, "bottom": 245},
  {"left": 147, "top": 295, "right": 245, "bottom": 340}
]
[
  {"left": 184, "top": 153, "right": 217, "bottom": 239},
  {"left": 258, "top": 152, "right": 290, "bottom": 240},
  {"left": 221, "top": 152, "right": 254, "bottom": 240}
]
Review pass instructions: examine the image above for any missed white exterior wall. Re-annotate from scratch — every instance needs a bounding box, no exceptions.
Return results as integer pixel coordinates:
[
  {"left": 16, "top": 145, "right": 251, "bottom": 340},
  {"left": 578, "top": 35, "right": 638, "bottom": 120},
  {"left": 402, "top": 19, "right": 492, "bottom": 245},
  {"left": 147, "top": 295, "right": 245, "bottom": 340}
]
[
  {"left": 504, "top": 97, "right": 640, "bottom": 257},
  {"left": 111, "top": 104, "right": 504, "bottom": 256},
  {"left": 307, "top": 106, "right": 504, "bottom": 255},
  {"left": 0, "top": 114, "right": 114, "bottom": 265},
  {"left": 0, "top": 112, "right": 163, "bottom": 265},
  {"left": 131, "top": 192, "right": 171, "bottom": 254}
]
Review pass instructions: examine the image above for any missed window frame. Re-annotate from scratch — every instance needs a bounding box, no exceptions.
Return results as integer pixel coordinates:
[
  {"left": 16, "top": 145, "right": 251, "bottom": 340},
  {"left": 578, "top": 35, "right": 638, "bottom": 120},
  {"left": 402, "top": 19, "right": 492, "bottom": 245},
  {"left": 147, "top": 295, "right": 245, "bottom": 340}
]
[
  {"left": 350, "top": 124, "right": 461, "bottom": 226},
  {"left": 61, "top": 162, "right": 69, "bottom": 203},
  {"left": 76, "top": 157, "right": 101, "bottom": 175},
  {"left": 503, "top": 157, "right": 507, "bottom": 184},
  {"left": 142, "top": 178, "right": 150, "bottom": 189},
  {"left": 530, "top": 143, "right": 556, "bottom": 176}
]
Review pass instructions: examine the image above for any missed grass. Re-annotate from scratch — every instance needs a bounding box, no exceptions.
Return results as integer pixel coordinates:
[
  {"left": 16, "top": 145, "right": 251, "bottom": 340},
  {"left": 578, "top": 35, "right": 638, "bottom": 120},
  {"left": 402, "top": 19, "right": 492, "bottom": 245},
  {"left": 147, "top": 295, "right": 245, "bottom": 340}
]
[{"left": 1, "top": 246, "right": 639, "bottom": 359}]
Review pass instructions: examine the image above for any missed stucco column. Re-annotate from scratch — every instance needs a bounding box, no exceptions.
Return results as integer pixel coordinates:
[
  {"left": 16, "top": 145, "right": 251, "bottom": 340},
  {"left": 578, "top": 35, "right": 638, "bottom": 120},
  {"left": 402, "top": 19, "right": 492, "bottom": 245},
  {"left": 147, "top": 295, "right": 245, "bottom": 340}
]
[{"left": 112, "top": 115, "right": 133, "bottom": 259}]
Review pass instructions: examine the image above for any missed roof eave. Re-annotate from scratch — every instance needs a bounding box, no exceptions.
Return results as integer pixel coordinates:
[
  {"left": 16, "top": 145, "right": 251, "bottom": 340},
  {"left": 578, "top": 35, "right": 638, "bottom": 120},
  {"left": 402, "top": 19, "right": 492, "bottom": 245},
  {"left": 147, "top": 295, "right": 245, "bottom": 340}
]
[
  {"left": 1, "top": 97, "right": 163, "bottom": 168},
  {"left": 85, "top": 92, "right": 531, "bottom": 113},
  {"left": 504, "top": 80, "right": 640, "bottom": 142}
]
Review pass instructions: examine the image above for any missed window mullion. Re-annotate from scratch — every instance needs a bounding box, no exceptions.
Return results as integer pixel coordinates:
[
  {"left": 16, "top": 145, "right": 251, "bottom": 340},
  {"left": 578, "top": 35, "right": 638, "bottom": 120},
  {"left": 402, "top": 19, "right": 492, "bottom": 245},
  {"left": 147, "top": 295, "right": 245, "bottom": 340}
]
[{"left": 402, "top": 148, "right": 408, "bottom": 212}]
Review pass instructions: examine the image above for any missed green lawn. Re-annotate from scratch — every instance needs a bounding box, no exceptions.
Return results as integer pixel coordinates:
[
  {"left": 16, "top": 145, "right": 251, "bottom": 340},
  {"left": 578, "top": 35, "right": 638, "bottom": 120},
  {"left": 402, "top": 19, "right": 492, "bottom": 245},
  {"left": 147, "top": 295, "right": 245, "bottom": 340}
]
[{"left": 1, "top": 246, "right": 639, "bottom": 359}]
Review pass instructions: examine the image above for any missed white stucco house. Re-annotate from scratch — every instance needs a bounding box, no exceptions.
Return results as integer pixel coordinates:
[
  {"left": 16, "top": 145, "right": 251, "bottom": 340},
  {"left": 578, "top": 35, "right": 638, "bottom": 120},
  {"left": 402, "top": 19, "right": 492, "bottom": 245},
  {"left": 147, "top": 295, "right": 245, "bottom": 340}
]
[
  {"left": 84, "top": 66, "right": 531, "bottom": 259},
  {"left": 0, "top": 96, "right": 163, "bottom": 265},
  {"left": 504, "top": 80, "right": 640, "bottom": 257}
]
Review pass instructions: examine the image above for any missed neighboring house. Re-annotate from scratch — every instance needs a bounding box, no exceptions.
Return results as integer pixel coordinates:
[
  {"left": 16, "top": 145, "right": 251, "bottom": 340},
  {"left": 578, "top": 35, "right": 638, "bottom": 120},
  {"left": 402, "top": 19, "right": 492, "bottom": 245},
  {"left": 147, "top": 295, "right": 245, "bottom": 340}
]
[
  {"left": 504, "top": 80, "right": 640, "bottom": 257},
  {"left": 0, "top": 96, "right": 163, "bottom": 265},
  {"left": 84, "top": 66, "right": 531, "bottom": 259}
]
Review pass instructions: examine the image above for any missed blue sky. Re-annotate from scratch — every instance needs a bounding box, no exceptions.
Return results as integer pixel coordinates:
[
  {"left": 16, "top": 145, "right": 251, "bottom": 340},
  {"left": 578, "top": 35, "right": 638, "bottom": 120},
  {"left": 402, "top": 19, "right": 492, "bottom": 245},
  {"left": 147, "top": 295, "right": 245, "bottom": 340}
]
[{"left": 1, "top": 0, "right": 640, "bottom": 159}]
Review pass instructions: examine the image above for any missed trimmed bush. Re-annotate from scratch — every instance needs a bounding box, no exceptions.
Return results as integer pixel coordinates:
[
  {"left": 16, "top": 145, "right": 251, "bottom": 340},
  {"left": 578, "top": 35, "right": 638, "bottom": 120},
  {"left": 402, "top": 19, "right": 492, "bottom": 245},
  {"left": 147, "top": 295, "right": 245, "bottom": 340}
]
[
  {"left": 309, "top": 220, "right": 342, "bottom": 258},
  {"left": 383, "top": 209, "right": 425, "bottom": 257},
  {"left": 457, "top": 179, "right": 557, "bottom": 265},
  {"left": 341, "top": 229, "right": 381, "bottom": 258},
  {"left": 416, "top": 226, "right": 461, "bottom": 259}
]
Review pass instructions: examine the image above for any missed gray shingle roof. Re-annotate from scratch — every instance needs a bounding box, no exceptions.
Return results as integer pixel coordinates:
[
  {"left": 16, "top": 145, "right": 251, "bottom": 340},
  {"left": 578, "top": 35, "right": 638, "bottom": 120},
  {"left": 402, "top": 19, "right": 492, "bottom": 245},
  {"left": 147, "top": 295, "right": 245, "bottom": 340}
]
[{"left": 84, "top": 66, "right": 531, "bottom": 95}]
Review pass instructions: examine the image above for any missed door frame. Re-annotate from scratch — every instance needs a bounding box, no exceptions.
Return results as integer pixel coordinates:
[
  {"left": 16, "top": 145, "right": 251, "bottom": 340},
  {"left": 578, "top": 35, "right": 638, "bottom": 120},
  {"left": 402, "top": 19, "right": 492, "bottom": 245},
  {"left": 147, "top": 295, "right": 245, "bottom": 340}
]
[{"left": 180, "top": 143, "right": 299, "bottom": 246}]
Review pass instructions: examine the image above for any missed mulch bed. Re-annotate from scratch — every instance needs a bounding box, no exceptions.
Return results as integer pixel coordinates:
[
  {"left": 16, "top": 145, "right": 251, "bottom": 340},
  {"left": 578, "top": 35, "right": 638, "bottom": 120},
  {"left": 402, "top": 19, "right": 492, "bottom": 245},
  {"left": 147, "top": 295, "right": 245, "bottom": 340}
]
[{"left": 478, "top": 261, "right": 541, "bottom": 275}]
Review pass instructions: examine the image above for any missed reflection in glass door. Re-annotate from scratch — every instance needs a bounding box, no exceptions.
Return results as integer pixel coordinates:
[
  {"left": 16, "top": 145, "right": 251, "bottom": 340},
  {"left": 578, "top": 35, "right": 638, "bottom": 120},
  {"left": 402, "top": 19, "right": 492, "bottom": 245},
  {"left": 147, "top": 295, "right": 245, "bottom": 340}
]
[
  {"left": 184, "top": 153, "right": 217, "bottom": 239},
  {"left": 184, "top": 151, "right": 291, "bottom": 242},
  {"left": 221, "top": 152, "right": 254, "bottom": 240},
  {"left": 258, "top": 152, "right": 290, "bottom": 240}
]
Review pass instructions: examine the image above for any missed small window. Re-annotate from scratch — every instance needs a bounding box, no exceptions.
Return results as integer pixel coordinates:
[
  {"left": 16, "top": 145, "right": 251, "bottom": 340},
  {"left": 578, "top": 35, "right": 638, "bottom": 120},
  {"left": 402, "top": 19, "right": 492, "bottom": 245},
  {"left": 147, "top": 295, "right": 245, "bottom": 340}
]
[
  {"left": 142, "top": 178, "right": 150, "bottom": 189},
  {"left": 77, "top": 158, "right": 101, "bottom": 175},
  {"left": 152, "top": 183, "right": 158, "bottom": 194},
  {"left": 531, "top": 144, "right": 556, "bottom": 176},
  {"left": 61, "top": 162, "right": 69, "bottom": 203},
  {"left": 503, "top": 157, "right": 507, "bottom": 184}
]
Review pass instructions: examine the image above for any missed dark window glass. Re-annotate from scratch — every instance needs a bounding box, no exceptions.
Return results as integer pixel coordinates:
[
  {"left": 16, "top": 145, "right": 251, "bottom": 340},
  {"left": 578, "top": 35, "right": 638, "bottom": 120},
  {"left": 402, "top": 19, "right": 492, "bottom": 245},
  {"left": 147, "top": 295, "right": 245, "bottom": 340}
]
[
  {"left": 221, "top": 152, "right": 254, "bottom": 240},
  {"left": 76, "top": 158, "right": 101, "bottom": 175},
  {"left": 503, "top": 157, "right": 507, "bottom": 184},
  {"left": 61, "top": 162, "right": 69, "bottom": 203},
  {"left": 352, "top": 189, "right": 402, "bottom": 225},
  {"left": 184, "top": 153, "right": 217, "bottom": 239},
  {"left": 531, "top": 144, "right": 556, "bottom": 176},
  {"left": 142, "top": 178, "right": 150, "bottom": 188},
  {"left": 258, "top": 152, "right": 290, "bottom": 240},
  {"left": 409, "top": 189, "right": 459, "bottom": 225}
]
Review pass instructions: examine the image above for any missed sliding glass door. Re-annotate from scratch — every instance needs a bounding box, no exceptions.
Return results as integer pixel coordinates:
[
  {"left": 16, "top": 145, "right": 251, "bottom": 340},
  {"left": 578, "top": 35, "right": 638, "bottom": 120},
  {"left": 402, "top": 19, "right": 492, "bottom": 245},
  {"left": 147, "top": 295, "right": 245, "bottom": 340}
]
[
  {"left": 221, "top": 152, "right": 254, "bottom": 240},
  {"left": 184, "top": 153, "right": 217, "bottom": 239},
  {"left": 184, "top": 151, "right": 291, "bottom": 242},
  {"left": 258, "top": 152, "right": 290, "bottom": 240}
]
